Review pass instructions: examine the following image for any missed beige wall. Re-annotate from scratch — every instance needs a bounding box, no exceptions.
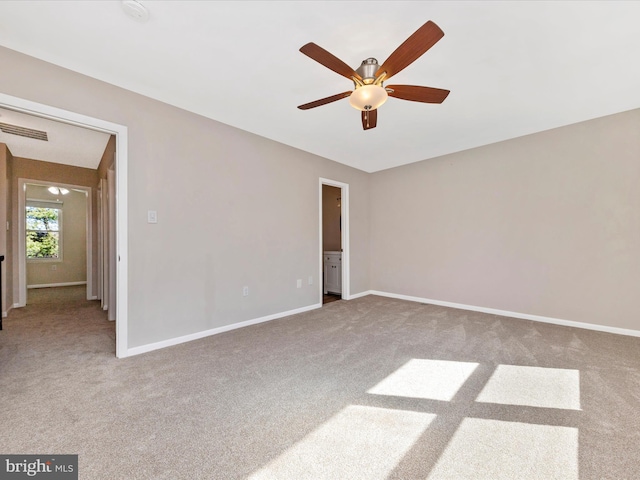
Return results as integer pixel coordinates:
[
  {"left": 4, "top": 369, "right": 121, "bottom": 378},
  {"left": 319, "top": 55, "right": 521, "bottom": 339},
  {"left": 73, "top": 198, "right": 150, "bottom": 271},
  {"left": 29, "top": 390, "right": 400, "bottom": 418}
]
[
  {"left": 4, "top": 44, "right": 636, "bottom": 348},
  {"left": 12, "top": 156, "right": 99, "bottom": 186},
  {"left": 10, "top": 156, "right": 99, "bottom": 298},
  {"left": 371, "top": 109, "right": 640, "bottom": 331},
  {"left": 26, "top": 184, "right": 87, "bottom": 286},
  {"left": 0, "top": 46, "right": 371, "bottom": 348},
  {"left": 322, "top": 185, "right": 341, "bottom": 252}
]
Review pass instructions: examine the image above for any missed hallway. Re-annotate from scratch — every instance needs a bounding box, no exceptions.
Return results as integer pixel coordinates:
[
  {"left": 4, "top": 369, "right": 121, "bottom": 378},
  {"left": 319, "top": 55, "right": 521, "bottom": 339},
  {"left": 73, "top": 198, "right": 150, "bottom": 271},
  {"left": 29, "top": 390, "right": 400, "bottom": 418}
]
[{"left": 1, "top": 285, "right": 114, "bottom": 365}]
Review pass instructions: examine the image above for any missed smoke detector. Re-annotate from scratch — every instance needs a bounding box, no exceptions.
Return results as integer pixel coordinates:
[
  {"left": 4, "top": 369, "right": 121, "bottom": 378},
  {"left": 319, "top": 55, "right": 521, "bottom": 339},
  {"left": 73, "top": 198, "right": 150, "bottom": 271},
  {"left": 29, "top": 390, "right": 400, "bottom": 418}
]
[{"left": 121, "top": 0, "right": 149, "bottom": 22}]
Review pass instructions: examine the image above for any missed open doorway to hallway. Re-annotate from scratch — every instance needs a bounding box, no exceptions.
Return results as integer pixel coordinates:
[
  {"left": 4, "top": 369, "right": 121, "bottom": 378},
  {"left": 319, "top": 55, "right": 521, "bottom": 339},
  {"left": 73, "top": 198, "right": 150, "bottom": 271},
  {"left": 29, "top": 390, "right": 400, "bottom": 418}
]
[
  {"left": 319, "top": 178, "right": 350, "bottom": 306},
  {"left": 0, "top": 92, "right": 128, "bottom": 357}
]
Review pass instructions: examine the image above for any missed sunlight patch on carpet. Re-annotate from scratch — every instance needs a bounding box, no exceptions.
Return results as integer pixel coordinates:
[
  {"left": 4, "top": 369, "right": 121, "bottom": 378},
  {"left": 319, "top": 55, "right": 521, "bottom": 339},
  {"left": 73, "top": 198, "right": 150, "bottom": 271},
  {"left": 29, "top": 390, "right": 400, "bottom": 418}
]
[
  {"left": 476, "top": 365, "right": 581, "bottom": 410},
  {"left": 428, "top": 418, "right": 578, "bottom": 479},
  {"left": 248, "top": 405, "right": 435, "bottom": 480},
  {"left": 367, "top": 359, "right": 479, "bottom": 401}
]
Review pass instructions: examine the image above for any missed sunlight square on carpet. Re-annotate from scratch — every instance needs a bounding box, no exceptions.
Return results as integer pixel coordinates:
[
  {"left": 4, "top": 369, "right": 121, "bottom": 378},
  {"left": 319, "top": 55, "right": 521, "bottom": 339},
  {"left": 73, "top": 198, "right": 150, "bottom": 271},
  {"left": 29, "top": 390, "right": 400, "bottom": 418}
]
[
  {"left": 367, "top": 359, "right": 479, "bottom": 401},
  {"left": 476, "top": 365, "right": 581, "bottom": 410},
  {"left": 248, "top": 405, "right": 435, "bottom": 480},
  {"left": 428, "top": 418, "right": 578, "bottom": 480}
]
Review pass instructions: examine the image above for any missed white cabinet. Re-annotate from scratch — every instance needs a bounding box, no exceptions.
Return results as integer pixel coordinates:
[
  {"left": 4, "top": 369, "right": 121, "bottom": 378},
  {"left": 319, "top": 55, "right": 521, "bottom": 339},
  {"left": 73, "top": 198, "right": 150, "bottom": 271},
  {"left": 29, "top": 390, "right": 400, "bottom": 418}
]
[{"left": 323, "top": 251, "right": 342, "bottom": 295}]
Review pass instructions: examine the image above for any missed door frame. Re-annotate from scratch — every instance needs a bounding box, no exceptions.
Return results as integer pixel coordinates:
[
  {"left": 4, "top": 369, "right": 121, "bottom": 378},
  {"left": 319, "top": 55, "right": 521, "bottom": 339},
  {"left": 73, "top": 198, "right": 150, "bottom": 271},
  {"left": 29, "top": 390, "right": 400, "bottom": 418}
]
[
  {"left": 319, "top": 178, "right": 350, "bottom": 303},
  {"left": 18, "top": 179, "right": 93, "bottom": 298},
  {"left": 0, "top": 92, "right": 129, "bottom": 358}
]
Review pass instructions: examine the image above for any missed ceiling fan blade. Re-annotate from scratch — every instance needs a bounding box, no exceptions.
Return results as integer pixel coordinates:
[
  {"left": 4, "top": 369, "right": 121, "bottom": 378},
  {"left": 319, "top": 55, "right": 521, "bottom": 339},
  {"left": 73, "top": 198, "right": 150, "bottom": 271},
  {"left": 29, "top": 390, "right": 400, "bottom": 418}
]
[
  {"left": 376, "top": 21, "right": 444, "bottom": 80},
  {"left": 387, "top": 85, "right": 450, "bottom": 104},
  {"left": 361, "top": 109, "right": 377, "bottom": 130},
  {"left": 297, "top": 91, "right": 352, "bottom": 110},
  {"left": 300, "top": 43, "right": 362, "bottom": 81}
]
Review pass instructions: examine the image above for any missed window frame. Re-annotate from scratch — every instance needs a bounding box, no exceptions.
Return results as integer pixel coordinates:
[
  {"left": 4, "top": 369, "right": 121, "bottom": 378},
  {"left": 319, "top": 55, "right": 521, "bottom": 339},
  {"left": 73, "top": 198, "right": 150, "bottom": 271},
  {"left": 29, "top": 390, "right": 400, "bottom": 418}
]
[{"left": 25, "top": 200, "right": 64, "bottom": 263}]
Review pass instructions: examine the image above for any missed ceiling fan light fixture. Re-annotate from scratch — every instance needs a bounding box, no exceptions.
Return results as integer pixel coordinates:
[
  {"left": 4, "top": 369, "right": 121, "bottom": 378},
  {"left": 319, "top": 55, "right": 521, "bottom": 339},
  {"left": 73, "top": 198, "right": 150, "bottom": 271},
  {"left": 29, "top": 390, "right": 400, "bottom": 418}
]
[
  {"left": 48, "top": 186, "right": 69, "bottom": 195},
  {"left": 298, "top": 20, "right": 447, "bottom": 130},
  {"left": 349, "top": 85, "right": 388, "bottom": 111}
]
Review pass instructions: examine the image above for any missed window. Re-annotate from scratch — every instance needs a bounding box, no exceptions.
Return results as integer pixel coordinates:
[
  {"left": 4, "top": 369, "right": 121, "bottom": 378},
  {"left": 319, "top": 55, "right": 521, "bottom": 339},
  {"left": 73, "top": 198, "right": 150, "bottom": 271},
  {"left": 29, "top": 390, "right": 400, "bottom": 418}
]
[{"left": 26, "top": 202, "right": 63, "bottom": 260}]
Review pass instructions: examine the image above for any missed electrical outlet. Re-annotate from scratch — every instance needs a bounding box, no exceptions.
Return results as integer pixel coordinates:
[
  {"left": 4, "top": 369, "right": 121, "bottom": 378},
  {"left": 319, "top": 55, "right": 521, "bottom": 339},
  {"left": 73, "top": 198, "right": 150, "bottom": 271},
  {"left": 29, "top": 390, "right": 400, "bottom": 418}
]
[
  {"left": 296, "top": 279, "right": 302, "bottom": 289},
  {"left": 147, "top": 210, "right": 158, "bottom": 223},
  {"left": 308, "top": 276, "right": 313, "bottom": 285},
  {"left": 50, "top": 265, "right": 57, "bottom": 271},
  {"left": 242, "top": 286, "right": 249, "bottom": 296}
]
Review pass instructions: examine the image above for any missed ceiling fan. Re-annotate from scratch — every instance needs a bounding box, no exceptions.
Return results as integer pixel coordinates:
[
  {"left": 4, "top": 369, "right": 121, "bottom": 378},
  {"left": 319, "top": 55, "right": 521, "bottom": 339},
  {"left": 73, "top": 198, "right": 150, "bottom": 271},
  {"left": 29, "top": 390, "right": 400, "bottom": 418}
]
[{"left": 297, "top": 20, "right": 450, "bottom": 130}]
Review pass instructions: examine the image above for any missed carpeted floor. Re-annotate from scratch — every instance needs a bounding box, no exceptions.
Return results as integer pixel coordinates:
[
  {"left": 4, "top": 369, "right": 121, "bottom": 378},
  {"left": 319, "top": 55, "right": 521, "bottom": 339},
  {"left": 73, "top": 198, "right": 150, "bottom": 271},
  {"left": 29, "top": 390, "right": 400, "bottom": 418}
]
[{"left": 1, "top": 286, "right": 639, "bottom": 479}]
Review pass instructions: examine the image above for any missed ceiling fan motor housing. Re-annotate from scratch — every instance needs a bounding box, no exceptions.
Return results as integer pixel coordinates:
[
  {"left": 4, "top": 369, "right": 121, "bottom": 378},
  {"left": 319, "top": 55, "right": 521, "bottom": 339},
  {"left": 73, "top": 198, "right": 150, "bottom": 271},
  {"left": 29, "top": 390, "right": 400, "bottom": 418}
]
[{"left": 356, "top": 58, "right": 380, "bottom": 84}]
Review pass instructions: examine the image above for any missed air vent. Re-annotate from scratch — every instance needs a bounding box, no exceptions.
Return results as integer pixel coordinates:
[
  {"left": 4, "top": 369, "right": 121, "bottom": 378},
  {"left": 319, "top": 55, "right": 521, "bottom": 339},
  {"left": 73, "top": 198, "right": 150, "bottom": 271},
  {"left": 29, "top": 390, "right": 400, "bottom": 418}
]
[{"left": 0, "top": 122, "right": 48, "bottom": 141}]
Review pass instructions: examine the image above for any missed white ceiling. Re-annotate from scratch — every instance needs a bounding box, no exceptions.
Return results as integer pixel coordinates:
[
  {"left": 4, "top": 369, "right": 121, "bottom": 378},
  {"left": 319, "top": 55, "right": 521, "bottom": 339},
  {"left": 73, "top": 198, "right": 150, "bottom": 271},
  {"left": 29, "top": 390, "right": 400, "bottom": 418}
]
[
  {"left": 0, "top": 107, "right": 111, "bottom": 169},
  {"left": 0, "top": 1, "right": 639, "bottom": 173}
]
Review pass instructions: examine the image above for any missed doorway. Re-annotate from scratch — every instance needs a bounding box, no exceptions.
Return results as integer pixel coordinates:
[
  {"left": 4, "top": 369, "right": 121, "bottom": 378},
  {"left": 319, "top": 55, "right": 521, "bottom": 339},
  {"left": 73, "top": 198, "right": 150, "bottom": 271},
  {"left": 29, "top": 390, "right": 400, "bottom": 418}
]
[
  {"left": 319, "top": 178, "right": 350, "bottom": 305},
  {"left": 0, "top": 92, "right": 129, "bottom": 358},
  {"left": 21, "top": 181, "right": 92, "bottom": 299}
]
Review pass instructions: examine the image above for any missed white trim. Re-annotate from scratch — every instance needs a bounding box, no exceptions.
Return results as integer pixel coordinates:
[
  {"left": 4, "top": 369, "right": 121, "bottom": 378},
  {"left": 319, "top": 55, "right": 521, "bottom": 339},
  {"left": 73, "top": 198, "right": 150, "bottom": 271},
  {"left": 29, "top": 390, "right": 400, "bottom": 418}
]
[
  {"left": 0, "top": 92, "right": 129, "bottom": 358},
  {"left": 97, "top": 182, "right": 103, "bottom": 305},
  {"left": 84, "top": 188, "right": 92, "bottom": 301},
  {"left": 319, "top": 178, "right": 350, "bottom": 303},
  {"left": 28, "top": 281, "right": 87, "bottom": 289},
  {"left": 2, "top": 303, "right": 19, "bottom": 318},
  {"left": 116, "top": 128, "right": 128, "bottom": 358},
  {"left": 369, "top": 290, "right": 640, "bottom": 338},
  {"left": 347, "top": 290, "right": 372, "bottom": 300},
  {"left": 127, "top": 302, "right": 322, "bottom": 357},
  {"left": 107, "top": 167, "right": 116, "bottom": 321}
]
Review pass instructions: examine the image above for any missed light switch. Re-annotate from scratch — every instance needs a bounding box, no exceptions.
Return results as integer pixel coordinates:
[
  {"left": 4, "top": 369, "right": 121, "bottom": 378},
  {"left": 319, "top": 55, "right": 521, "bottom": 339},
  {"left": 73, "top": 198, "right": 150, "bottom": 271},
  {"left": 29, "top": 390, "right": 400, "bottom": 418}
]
[{"left": 147, "top": 210, "right": 157, "bottom": 223}]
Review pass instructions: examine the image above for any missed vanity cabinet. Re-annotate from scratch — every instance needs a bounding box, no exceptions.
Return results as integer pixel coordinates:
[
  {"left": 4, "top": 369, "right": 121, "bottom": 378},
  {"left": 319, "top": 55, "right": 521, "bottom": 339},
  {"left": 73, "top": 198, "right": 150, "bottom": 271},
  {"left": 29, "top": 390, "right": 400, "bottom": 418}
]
[{"left": 323, "top": 251, "right": 342, "bottom": 295}]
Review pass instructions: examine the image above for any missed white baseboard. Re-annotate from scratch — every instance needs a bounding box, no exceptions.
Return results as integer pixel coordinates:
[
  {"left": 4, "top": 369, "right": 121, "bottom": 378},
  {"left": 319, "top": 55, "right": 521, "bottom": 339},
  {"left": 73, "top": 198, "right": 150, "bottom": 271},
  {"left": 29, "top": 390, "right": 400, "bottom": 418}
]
[
  {"left": 369, "top": 290, "right": 640, "bottom": 338},
  {"left": 27, "top": 281, "right": 87, "bottom": 289},
  {"left": 88, "top": 296, "right": 98, "bottom": 300},
  {"left": 127, "top": 302, "right": 323, "bottom": 357},
  {"left": 347, "top": 290, "right": 372, "bottom": 300},
  {"left": 2, "top": 303, "right": 20, "bottom": 317}
]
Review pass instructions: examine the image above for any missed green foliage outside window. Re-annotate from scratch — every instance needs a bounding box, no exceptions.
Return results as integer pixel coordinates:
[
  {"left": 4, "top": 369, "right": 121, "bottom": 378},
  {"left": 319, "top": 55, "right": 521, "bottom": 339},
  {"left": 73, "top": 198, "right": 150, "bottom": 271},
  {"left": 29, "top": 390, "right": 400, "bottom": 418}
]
[{"left": 26, "top": 206, "right": 60, "bottom": 259}]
